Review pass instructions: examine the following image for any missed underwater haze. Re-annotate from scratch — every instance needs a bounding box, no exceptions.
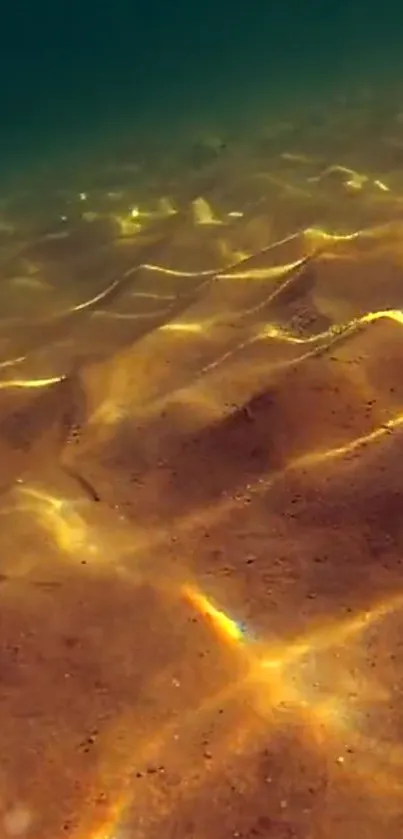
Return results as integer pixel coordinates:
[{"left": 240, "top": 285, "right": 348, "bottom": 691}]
[
  {"left": 1, "top": 2, "right": 403, "bottom": 838},
  {"left": 1, "top": 0, "right": 402, "bottom": 164}
]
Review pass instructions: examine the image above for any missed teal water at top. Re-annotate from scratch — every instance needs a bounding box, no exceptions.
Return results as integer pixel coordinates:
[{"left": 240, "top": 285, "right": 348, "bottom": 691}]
[{"left": 0, "top": 0, "right": 401, "bottom": 170}]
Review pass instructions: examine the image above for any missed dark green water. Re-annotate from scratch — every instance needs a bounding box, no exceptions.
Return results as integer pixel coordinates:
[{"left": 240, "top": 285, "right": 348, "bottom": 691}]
[{"left": 1, "top": 0, "right": 401, "bottom": 174}]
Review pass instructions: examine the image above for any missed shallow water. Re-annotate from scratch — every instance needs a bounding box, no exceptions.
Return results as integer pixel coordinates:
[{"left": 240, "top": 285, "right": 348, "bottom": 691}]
[{"left": 1, "top": 89, "right": 403, "bottom": 837}]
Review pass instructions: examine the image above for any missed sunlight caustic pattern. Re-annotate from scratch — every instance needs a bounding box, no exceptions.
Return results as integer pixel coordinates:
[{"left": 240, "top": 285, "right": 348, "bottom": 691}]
[
  {"left": 182, "top": 585, "right": 403, "bottom": 797},
  {"left": 70, "top": 578, "right": 403, "bottom": 839},
  {"left": 2, "top": 127, "right": 403, "bottom": 839},
  {"left": 16, "top": 473, "right": 403, "bottom": 839}
]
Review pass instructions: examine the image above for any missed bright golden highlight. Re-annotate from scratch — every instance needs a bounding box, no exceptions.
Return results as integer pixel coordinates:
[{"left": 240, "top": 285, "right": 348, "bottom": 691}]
[
  {"left": 18, "top": 485, "right": 98, "bottom": 556},
  {"left": 3, "top": 135, "right": 403, "bottom": 839},
  {"left": 69, "top": 580, "right": 403, "bottom": 839},
  {"left": 182, "top": 584, "right": 245, "bottom": 643},
  {"left": 0, "top": 375, "right": 65, "bottom": 390}
]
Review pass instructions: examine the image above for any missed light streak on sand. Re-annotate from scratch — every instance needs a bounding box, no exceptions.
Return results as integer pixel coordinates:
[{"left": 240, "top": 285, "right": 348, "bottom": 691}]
[
  {"left": 0, "top": 375, "right": 64, "bottom": 390},
  {"left": 71, "top": 580, "right": 403, "bottom": 839}
]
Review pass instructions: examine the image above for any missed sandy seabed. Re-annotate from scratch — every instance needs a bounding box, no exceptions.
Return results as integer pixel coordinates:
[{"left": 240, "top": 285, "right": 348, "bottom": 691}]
[{"left": 1, "top": 89, "right": 403, "bottom": 838}]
